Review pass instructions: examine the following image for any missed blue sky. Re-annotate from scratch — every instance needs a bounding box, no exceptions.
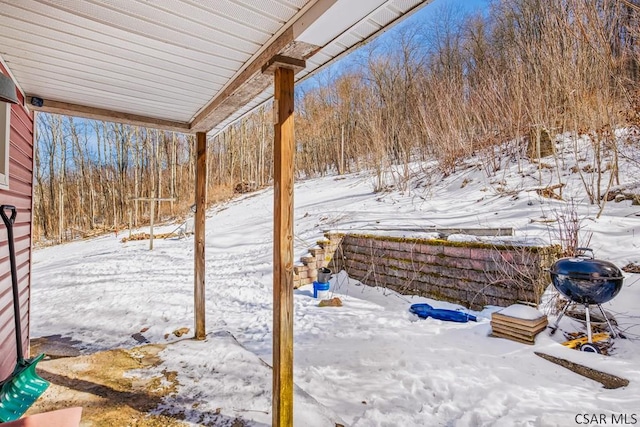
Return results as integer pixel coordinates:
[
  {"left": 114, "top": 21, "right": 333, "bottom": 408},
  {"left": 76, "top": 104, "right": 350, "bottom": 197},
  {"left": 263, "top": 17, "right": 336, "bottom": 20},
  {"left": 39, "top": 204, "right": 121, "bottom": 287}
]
[
  {"left": 297, "top": 0, "right": 489, "bottom": 92},
  {"left": 376, "top": 0, "right": 490, "bottom": 47},
  {"left": 416, "top": 0, "right": 489, "bottom": 18},
  {"left": 376, "top": 0, "right": 489, "bottom": 48}
]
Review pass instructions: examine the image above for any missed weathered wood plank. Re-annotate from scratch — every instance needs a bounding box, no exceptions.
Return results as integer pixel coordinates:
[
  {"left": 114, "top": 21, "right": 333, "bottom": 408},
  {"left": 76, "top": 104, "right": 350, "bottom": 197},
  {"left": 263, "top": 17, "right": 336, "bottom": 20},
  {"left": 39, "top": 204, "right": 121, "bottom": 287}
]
[
  {"left": 535, "top": 352, "right": 629, "bottom": 389},
  {"left": 490, "top": 323, "right": 547, "bottom": 340},
  {"left": 194, "top": 132, "right": 206, "bottom": 340},
  {"left": 490, "top": 331, "right": 536, "bottom": 345},
  {"left": 272, "top": 66, "right": 295, "bottom": 427},
  {"left": 492, "top": 312, "right": 548, "bottom": 328},
  {"left": 490, "top": 318, "right": 548, "bottom": 335},
  {"left": 27, "top": 97, "right": 190, "bottom": 133}
]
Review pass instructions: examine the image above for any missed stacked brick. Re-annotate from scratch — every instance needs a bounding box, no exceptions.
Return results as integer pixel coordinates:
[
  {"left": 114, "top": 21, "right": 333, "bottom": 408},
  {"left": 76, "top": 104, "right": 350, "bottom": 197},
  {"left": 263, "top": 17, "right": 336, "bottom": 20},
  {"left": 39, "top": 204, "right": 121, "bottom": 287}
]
[
  {"left": 333, "top": 233, "right": 559, "bottom": 310},
  {"left": 293, "top": 232, "right": 344, "bottom": 288}
]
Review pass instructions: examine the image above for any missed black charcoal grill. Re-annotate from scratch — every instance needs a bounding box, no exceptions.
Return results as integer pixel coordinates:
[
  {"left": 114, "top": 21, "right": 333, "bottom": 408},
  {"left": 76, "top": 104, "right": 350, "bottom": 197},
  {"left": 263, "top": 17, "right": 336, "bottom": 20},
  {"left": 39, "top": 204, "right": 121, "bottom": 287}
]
[{"left": 548, "top": 248, "right": 624, "bottom": 352}]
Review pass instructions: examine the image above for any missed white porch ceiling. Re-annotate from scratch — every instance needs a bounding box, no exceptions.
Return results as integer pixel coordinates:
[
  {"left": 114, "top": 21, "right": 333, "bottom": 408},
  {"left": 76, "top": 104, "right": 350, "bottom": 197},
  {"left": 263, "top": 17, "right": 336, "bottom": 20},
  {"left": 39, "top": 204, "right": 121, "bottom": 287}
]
[{"left": 0, "top": 0, "right": 430, "bottom": 134}]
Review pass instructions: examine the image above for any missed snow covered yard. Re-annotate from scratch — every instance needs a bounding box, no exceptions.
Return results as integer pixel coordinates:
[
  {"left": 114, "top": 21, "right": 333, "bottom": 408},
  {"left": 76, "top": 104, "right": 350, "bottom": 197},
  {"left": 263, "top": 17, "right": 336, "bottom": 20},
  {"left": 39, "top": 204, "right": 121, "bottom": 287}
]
[{"left": 29, "top": 137, "right": 640, "bottom": 426}]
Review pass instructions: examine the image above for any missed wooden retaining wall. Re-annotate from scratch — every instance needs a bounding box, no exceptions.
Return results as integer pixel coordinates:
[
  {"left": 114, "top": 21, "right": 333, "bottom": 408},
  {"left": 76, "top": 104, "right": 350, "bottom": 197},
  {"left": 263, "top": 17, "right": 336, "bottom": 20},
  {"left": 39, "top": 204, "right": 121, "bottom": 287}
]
[{"left": 330, "top": 233, "right": 559, "bottom": 310}]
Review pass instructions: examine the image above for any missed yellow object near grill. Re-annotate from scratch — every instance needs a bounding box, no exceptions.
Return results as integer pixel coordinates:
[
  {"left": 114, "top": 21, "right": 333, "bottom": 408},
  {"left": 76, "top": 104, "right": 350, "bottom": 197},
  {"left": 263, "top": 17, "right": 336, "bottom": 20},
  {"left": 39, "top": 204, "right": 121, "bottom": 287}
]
[{"left": 561, "top": 333, "right": 610, "bottom": 350}]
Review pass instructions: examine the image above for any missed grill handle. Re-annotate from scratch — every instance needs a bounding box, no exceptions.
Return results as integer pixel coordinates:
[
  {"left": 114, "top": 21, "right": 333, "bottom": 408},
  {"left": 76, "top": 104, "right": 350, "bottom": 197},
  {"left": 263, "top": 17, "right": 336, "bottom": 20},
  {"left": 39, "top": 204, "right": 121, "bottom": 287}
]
[{"left": 576, "top": 247, "right": 594, "bottom": 259}]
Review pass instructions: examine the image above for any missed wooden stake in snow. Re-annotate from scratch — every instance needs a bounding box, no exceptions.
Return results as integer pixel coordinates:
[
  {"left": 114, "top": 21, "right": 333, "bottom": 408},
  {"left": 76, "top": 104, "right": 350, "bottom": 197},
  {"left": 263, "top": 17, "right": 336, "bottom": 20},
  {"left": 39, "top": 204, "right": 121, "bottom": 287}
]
[{"left": 129, "top": 193, "right": 176, "bottom": 250}]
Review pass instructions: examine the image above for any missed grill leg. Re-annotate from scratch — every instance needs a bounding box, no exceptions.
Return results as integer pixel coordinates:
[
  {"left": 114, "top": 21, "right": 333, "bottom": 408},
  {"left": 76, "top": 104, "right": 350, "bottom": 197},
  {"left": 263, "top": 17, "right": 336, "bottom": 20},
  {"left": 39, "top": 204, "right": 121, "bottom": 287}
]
[
  {"left": 596, "top": 304, "right": 618, "bottom": 339},
  {"left": 585, "top": 304, "right": 593, "bottom": 343},
  {"left": 549, "top": 299, "right": 572, "bottom": 335}
]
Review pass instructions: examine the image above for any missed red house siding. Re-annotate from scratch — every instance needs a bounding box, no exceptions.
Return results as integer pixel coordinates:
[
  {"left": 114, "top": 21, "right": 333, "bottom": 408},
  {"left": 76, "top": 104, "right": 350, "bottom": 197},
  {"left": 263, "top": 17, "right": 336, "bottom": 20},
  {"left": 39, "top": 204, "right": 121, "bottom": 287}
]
[{"left": 0, "top": 66, "right": 35, "bottom": 382}]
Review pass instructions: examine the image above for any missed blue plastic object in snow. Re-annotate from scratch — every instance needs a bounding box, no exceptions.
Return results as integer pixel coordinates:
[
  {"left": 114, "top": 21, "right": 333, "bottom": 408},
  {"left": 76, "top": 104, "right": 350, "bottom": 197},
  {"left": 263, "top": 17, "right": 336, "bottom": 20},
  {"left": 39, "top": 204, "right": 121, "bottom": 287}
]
[
  {"left": 313, "top": 281, "right": 330, "bottom": 298},
  {"left": 410, "top": 303, "right": 477, "bottom": 323}
]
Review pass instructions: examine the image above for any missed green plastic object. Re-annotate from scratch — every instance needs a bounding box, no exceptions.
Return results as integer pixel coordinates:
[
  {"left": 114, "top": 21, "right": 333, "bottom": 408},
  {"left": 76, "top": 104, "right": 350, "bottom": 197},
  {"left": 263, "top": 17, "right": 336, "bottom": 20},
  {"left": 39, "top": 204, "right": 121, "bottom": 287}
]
[{"left": 0, "top": 354, "right": 50, "bottom": 422}]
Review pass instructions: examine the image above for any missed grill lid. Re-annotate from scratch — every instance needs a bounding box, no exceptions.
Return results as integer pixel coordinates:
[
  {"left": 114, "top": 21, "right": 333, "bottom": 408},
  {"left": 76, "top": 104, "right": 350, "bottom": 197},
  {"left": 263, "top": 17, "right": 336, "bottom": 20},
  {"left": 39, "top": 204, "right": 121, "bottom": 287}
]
[{"left": 550, "top": 249, "right": 623, "bottom": 281}]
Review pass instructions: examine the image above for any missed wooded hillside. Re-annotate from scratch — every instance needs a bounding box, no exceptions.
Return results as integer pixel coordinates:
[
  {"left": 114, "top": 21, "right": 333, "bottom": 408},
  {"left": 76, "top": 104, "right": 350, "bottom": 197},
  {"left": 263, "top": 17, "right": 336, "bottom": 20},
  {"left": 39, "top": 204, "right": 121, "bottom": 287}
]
[{"left": 33, "top": 0, "right": 640, "bottom": 243}]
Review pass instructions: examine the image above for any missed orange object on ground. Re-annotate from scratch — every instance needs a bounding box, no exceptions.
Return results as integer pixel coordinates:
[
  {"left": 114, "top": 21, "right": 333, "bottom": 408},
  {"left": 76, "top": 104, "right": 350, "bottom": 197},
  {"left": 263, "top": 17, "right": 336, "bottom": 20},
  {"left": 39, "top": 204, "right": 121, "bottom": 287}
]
[{"left": 2, "top": 407, "right": 82, "bottom": 427}]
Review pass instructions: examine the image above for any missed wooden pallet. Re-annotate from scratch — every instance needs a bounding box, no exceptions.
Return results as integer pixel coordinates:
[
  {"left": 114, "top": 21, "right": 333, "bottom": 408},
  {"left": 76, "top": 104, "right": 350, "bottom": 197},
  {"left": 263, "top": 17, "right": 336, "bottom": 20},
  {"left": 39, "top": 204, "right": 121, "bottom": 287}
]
[
  {"left": 489, "top": 331, "right": 538, "bottom": 345},
  {"left": 491, "top": 311, "right": 548, "bottom": 329},
  {"left": 490, "top": 321, "right": 547, "bottom": 340},
  {"left": 490, "top": 307, "right": 548, "bottom": 345}
]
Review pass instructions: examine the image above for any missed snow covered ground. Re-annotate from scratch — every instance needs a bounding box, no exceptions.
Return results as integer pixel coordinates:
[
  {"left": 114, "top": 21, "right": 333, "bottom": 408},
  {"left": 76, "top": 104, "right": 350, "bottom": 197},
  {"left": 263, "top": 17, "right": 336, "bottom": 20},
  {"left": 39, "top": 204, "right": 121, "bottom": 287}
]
[{"left": 31, "top": 133, "right": 640, "bottom": 426}]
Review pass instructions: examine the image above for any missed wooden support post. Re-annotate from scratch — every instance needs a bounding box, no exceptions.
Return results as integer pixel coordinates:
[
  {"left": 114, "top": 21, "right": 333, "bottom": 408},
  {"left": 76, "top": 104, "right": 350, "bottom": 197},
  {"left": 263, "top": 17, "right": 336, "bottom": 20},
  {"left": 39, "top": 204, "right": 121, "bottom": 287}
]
[
  {"left": 272, "top": 66, "right": 295, "bottom": 427},
  {"left": 128, "top": 196, "right": 176, "bottom": 250},
  {"left": 194, "top": 132, "right": 207, "bottom": 340},
  {"left": 149, "top": 190, "right": 155, "bottom": 250}
]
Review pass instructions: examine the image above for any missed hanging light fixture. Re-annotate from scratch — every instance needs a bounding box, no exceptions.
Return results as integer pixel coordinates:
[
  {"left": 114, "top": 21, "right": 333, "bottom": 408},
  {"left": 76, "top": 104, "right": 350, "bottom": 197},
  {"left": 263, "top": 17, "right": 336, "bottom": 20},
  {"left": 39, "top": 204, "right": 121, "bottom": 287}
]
[{"left": 0, "top": 74, "right": 18, "bottom": 104}]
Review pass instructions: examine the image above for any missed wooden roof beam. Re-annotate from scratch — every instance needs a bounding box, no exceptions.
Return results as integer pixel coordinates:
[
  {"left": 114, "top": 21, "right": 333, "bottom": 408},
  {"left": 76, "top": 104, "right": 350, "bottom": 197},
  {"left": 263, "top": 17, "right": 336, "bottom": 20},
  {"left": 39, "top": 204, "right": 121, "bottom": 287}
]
[
  {"left": 26, "top": 96, "right": 190, "bottom": 133},
  {"left": 188, "top": 0, "right": 339, "bottom": 133},
  {"left": 188, "top": 28, "right": 317, "bottom": 133}
]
